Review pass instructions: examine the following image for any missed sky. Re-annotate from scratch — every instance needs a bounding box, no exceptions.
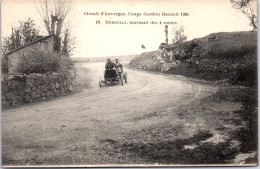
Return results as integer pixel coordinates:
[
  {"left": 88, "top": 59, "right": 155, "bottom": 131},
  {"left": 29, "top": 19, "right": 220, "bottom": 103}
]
[{"left": 1, "top": 0, "right": 256, "bottom": 58}]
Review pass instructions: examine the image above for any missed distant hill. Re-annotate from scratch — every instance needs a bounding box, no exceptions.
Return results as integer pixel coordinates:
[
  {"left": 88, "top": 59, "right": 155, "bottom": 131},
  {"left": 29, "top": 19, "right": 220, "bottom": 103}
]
[{"left": 72, "top": 55, "right": 137, "bottom": 63}]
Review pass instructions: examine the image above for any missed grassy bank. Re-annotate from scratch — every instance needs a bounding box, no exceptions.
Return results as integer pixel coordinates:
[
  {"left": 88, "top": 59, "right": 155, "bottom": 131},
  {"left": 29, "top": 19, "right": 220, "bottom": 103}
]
[{"left": 130, "top": 31, "right": 257, "bottom": 87}]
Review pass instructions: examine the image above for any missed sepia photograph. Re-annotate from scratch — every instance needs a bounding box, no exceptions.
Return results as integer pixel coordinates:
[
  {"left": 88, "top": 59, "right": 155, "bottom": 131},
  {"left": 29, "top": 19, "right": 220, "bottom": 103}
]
[{"left": 1, "top": 0, "right": 258, "bottom": 167}]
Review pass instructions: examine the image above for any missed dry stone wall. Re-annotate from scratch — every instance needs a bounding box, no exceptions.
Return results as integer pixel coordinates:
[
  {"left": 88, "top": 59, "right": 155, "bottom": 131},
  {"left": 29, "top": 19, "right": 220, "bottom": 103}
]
[{"left": 2, "top": 71, "right": 76, "bottom": 108}]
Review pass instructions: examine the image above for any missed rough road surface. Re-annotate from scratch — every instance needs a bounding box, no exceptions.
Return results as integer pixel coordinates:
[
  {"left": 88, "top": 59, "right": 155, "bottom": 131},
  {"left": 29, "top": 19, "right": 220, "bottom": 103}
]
[{"left": 3, "top": 62, "right": 251, "bottom": 167}]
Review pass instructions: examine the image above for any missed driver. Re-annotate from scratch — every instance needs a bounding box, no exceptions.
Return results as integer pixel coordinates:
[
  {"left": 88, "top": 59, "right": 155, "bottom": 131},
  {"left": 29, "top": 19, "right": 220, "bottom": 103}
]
[{"left": 105, "top": 58, "right": 115, "bottom": 70}]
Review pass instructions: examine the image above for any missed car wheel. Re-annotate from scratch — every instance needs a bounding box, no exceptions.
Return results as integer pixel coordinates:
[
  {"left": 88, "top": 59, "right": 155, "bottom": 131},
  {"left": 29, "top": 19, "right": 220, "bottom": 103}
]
[
  {"left": 99, "top": 77, "right": 103, "bottom": 87},
  {"left": 124, "top": 73, "right": 127, "bottom": 83}
]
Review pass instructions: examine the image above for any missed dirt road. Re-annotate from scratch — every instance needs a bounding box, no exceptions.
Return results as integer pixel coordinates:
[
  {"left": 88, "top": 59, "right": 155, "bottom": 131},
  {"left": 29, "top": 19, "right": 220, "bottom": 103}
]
[{"left": 3, "top": 62, "right": 251, "bottom": 166}]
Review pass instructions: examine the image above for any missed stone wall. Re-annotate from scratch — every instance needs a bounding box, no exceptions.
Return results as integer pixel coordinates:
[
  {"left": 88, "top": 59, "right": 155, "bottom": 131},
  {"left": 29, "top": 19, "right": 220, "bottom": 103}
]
[
  {"left": 6, "top": 35, "right": 54, "bottom": 73},
  {"left": 2, "top": 71, "right": 76, "bottom": 108}
]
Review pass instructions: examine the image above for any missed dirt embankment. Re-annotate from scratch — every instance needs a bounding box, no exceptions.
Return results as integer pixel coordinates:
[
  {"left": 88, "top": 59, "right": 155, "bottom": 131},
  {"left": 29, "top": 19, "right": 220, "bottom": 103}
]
[{"left": 130, "top": 31, "right": 257, "bottom": 87}]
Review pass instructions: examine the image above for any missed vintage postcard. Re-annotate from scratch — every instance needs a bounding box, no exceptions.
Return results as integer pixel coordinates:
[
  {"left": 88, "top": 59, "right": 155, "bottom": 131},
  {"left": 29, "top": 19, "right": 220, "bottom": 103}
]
[{"left": 1, "top": 0, "right": 258, "bottom": 167}]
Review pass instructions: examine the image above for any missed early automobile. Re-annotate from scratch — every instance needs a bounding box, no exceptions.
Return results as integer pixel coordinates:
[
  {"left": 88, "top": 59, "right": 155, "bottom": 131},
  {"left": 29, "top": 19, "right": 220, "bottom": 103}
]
[{"left": 99, "top": 69, "right": 127, "bottom": 87}]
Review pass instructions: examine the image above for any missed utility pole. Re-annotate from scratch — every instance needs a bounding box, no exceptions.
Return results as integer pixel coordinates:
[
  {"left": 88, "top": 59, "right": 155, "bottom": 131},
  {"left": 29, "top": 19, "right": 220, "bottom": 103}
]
[{"left": 165, "top": 25, "right": 168, "bottom": 45}]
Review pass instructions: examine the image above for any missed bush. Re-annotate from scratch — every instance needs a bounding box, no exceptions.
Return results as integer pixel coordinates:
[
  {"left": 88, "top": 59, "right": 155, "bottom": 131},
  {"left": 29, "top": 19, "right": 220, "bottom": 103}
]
[
  {"left": 16, "top": 49, "right": 74, "bottom": 74},
  {"left": 230, "top": 63, "right": 257, "bottom": 87}
]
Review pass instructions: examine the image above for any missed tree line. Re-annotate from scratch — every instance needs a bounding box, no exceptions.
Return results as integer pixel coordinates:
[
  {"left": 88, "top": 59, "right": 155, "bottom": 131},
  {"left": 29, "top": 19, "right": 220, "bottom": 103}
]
[{"left": 2, "top": 0, "right": 76, "bottom": 56}]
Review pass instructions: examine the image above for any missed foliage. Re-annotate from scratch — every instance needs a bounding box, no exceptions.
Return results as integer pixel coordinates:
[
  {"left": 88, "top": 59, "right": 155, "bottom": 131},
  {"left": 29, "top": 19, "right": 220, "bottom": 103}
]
[
  {"left": 1, "top": 18, "right": 40, "bottom": 54},
  {"left": 37, "top": 0, "right": 75, "bottom": 54},
  {"left": 16, "top": 49, "right": 74, "bottom": 74},
  {"left": 61, "top": 28, "right": 77, "bottom": 56},
  {"left": 172, "top": 25, "right": 187, "bottom": 45},
  {"left": 230, "top": 62, "right": 257, "bottom": 87},
  {"left": 230, "top": 0, "right": 257, "bottom": 30}
]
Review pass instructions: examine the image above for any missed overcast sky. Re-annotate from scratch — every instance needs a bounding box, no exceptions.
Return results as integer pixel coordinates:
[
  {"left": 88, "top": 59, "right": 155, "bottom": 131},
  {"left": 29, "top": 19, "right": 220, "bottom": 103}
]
[{"left": 2, "top": 0, "right": 256, "bottom": 57}]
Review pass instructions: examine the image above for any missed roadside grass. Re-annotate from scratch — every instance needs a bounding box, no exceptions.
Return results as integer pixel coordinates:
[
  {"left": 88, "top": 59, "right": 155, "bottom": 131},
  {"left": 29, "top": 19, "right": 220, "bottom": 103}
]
[
  {"left": 98, "top": 131, "right": 239, "bottom": 164},
  {"left": 230, "top": 89, "right": 257, "bottom": 154},
  {"left": 166, "top": 62, "right": 230, "bottom": 81},
  {"left": 95, "top": 84, "right": 257, "bottom": 165}
]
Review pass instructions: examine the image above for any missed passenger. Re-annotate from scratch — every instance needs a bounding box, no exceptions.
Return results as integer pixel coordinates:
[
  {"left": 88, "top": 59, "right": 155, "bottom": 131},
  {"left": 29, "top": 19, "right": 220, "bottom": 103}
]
[
  {"left": 115, "top": 59, "right": 123, "bottom": 73},
  {"left": 105, "top": 58, "right": 115, "bottom": 70},
  {"left": 115, "top": 59, "right": 123, "bottom": 78}
]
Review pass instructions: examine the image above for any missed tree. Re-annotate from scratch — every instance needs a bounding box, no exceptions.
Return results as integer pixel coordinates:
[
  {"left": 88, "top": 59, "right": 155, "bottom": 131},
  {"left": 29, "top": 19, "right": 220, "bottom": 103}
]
[
  {"left": 61, "top": 28, "right": 77, "bottom": 56},
  {"left": 37, "top": 0, "right": 74, "bottom": 52},
  {"left": 172, "top": 25, "right": 187, "bottom": 45},
  {"left": 1, "top": 18, "right": 40, "bottom": 55},
  {"left": 230, "top": 0, "right": 257, "bottom": 30}
]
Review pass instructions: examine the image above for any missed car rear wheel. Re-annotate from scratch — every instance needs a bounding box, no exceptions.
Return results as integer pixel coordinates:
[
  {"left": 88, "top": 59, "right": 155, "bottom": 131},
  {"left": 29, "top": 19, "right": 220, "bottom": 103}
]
[
  {"left": 99, "top": 77, "right": 103, "bottom": 87},
  {"left": 124, "top": 73, "right": 127, "bottom": 83},
  {"left": 121, "top": 78, "right": 124, "bottom": 86}
]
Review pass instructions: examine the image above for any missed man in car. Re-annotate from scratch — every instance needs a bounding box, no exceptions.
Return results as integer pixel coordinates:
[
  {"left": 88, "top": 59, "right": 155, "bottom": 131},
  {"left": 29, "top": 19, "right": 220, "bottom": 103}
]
[
  {"left": 114, "top": 59, "right": 123, "bottom": 77},
  {"left": 104, "top": 58, "right": 115, "bottom": 80},
  {"left": 105, "top": 58, "right": 115, "bottom": 70}
]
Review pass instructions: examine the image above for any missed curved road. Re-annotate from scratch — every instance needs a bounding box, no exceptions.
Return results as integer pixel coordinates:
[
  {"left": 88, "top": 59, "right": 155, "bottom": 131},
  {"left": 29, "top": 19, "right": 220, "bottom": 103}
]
[{"left": 2, "top": 62, "right": 217, "bottom": 166}]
